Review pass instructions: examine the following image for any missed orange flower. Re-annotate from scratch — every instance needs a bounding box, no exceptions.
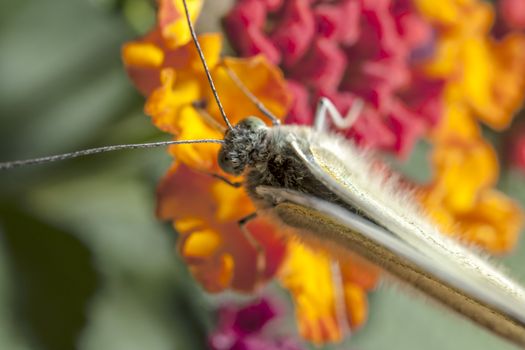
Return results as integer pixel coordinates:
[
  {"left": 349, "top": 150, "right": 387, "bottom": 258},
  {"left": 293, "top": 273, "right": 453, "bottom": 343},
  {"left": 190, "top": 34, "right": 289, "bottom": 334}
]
[
  {"left": 414, "top": 0, "right": 524, "bottom": 253},
  {"left": 122, "top": 0, "right": 206, "bottom": 96},
  {"left": 279, "top": 242, "right": 379, "bottom": 344},
  {"left": 158, "top": 0, "right": 203, "bottom": 46},
  {"left": 416, "top": 0, "right": 525, "bottom": 131},
  {"left": 123, "top": 13, "right": 297, "bottom": 320},
  {"left": 157, "top": 164, "right": 287, "bottom": 292},
  {"left": 427, "top": 137, "right": 498, "bottom": 214},
  {"left": 420, "top": 137, "right": 523, "bottom": 253},
  {"left": 121, "top": 1, "right": 383, "bottom": 343}
]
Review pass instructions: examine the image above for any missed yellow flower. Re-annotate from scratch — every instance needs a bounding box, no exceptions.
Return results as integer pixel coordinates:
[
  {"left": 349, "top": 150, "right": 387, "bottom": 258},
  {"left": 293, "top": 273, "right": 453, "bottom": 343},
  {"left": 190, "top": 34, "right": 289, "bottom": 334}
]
[
  {"left": 415, "top": 0, "right": 524, "bottom": 253},
  {"left": 416, "top": 0, "right": 525, "bottom": 130},
  {"left": 279, "top": 241, "right": 379, "bottom": 344},
  {"left": 158, "top": 0, "right": 203, "bottom": 47},
  {"left": 122, "top": 0, "right": 205, "bottom": 95},
  {"left": 420, "top": 136, "right": 523, "bottom": 253},
  {"left": 157, "top": 164, "right": 287, "bottom": 292},
  {"left": 122, "top": 1, "right": 384, "bottom": 343}
]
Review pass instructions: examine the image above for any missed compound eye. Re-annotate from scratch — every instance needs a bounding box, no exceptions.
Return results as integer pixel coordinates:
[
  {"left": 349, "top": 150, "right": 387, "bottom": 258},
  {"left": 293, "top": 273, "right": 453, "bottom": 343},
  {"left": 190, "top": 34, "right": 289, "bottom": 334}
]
[
  {"left": 241, "top": 117, "right": 266, "bottom": 130},
  {"left": 218, "top": 147, "right": 235, "bottom": 174}
]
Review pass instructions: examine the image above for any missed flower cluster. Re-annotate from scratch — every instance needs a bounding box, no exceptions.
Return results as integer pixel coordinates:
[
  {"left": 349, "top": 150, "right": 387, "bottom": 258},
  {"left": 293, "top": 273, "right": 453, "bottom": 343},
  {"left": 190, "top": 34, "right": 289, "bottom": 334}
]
[
  {"left": 123, "top": 0, "right": 378, "bottom": 344},
  {"left": 224, "top": 0, "right": 443, "bottom": 157},
  {"left": 123, "top": 1, "right": 291, "bottom": 293},
  {"left": 122, "top": 0, "right": 525, "bottom": 346},
  {"left": 223, "top": 0, "right": 525, "bottom": 254},
  {"left": 414, "top": 0, "right": 525, "bottom": 253}
]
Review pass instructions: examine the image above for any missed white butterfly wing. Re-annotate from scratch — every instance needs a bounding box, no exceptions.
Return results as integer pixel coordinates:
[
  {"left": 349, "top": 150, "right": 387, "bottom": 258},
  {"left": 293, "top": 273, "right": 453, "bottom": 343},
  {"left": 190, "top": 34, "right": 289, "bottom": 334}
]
[
  {"left": 257, "top": 185, "right": 525, "bottom": 346},
  {"left": 257, "top": 127, "right": 525, "bottom": 346}
]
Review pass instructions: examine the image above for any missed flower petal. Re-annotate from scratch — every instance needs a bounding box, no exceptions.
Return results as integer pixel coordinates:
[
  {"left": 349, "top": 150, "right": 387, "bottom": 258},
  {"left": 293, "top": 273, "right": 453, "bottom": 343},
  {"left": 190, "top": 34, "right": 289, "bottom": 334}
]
[
  {"left": 168, "top": 105, "right": 223, "bottom": 172},
  {"left": 208, "top": 55, "right": 292, "bottom": 125},
  {"left": 157, "top": 165, "right": 286, "bottom": 292},
  {"left": 279, "top": 242, "right": 342, "bottom": 344},
  {"left": 277, "top": 241, "right": 376, "bottom": 344},
  {"left": 456, "top": 189, "right": 523, "bottom": 253},
  {"left": 145, "top": 68, "right": 201, "bottom": 134},
  {"left": 122, "top": 28, "right": 165, "bottom": 95},
  {"left": 428, "top": 137, "right": 498, "bottom": 213},
  {"left": 158, "top": 0, "right": 204, "bottom": 47}
]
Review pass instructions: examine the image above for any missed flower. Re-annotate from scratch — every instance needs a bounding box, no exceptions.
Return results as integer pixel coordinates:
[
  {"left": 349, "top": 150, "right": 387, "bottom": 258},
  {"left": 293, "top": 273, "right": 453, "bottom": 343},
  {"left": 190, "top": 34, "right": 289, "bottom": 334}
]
[
  {"left": 123, "top": 0, "right": 524, "bottom": 346},
  {"left": 416, "top": 0, "right": 525, "bottom": 131},
  {"left": 279, "top": 242, "right": 379, "bottom": 344},
  {"left": 209, "top": 298, "right": 306, "bottom": 350},
  {"left": 498, "top": 0, "right": 525, "bottom": 31},
  {"left": 146, "top": 50, "right": 292, "bottom": 292},
  {"left": 124, "top": 0, "right": 292, "bottom": 293},
  {"left": 224, "top": 0, "right": 444, "bottom": 157},
  {"left": 157, "top": 164, "right": 288, "bottom": 292},
  {"left": 414, "top": 0, "right": 525, "bottom": 253},
  {"left": 420, "top": 136, "right": 523, "bottom": 253}
]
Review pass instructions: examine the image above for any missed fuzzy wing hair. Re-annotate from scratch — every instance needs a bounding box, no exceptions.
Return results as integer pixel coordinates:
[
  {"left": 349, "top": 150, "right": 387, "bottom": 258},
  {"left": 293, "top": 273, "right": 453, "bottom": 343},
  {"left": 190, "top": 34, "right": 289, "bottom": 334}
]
[{"left": 273, "top": 126, "right": 525, "bottom": 322}]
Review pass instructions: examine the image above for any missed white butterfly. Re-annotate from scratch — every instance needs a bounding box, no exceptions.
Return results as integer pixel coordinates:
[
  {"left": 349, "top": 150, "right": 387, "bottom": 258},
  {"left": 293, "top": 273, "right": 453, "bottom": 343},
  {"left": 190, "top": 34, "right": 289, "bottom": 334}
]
[{"left": 214, "top": 94, "right": 525, "bottom": 347}]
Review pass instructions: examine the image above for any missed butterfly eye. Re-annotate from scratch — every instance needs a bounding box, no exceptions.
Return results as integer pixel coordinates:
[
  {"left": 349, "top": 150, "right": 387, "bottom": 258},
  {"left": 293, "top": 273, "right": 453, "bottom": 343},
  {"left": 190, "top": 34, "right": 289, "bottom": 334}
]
[
  {"left": 218, "top": 147, "right": 236, "bottom": 174},
  {"left": 240, "top": 116, "right": 266, "bottom": 130}
]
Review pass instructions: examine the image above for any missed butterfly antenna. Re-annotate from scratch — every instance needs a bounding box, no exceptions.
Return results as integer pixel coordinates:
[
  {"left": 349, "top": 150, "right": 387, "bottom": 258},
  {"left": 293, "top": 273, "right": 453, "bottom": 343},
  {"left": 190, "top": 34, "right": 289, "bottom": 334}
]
[
  {"left": 0, "top": 139, "right": 224, "bottom": 170},
  {"left": 221, "top": 63, "right": 281, "bottom": 125},
  {"left": 181, "top": 0, "right": 233, "bottom": 130}
]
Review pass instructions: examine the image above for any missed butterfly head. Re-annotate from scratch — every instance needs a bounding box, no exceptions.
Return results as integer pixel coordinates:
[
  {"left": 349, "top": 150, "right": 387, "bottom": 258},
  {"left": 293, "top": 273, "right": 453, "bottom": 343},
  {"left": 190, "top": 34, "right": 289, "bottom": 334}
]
[{"left": 218, "top": 116, "right": 269, "bottom": 175}]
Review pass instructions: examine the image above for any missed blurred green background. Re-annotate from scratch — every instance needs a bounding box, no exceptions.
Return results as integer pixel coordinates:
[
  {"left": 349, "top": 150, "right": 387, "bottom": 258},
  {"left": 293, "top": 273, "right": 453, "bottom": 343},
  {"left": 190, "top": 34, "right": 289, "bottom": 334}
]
[{"left": 0, "top": 0, "right": 525, "bottom": 349}]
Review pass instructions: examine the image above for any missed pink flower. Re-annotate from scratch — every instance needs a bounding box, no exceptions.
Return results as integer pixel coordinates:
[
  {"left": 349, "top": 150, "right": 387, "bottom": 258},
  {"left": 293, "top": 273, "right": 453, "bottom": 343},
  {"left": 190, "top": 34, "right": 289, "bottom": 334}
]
[
  {"left": 224, "top": 0, "right": 443, "bottom": 157},
  {"left": 209, "top": 299, "right": 305, "bottom": 350},
  {"left": 509, "top": 124, "right": 525, "bottom": 173},
  {"left": 500, "top": 0, "right": 525, "bottom": 30}
]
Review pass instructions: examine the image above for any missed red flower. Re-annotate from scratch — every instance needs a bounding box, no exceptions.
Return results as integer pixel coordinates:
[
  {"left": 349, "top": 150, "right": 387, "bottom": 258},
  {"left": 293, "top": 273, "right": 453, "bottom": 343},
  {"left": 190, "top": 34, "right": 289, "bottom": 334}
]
[
  {"left": 510, "top": 126, "right": 525, "bottom": 173},
  {"left": 224, "top": 0, "right": 443, "bottom": 157},
  {"left": 500, "top": 0, "right": 525, "bottom": 30},
  {"left": 209, "top": 298, "right": 306, "bottom": 350}
]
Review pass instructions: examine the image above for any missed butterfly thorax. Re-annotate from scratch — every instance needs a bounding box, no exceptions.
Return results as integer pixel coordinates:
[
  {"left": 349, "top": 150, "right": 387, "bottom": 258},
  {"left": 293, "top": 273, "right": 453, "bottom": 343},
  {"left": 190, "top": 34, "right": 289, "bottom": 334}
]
[{"left": 220, "top": 122, "right": 336, "bottom": 210}]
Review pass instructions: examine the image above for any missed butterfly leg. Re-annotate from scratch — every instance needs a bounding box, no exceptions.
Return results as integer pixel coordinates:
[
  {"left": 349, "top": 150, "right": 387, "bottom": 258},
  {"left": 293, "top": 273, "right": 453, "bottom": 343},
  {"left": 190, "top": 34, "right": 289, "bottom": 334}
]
[
  {"left": 314, "top": 97, "right": 364, "bottom": 132},
  {"left": 209, "top": 173, "right": 243, "bottom": 188},
  {"left": 238, "top": 213, "right": 266, "bottom": 282}
]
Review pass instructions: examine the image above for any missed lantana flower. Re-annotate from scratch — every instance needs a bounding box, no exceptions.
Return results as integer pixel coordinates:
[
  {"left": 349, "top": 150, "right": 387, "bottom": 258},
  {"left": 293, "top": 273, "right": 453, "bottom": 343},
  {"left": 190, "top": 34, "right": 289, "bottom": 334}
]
[
  {"left": 224, "top": 0, "right": 444, "bottom": 157},
  {"left": 414, "top": 0, "right": 525, "bottom": 253},
  {"left": 122, "top": 0, "right": 524, "bottom": 346},
  {"left": 209, "top": 298, "right": 306, "bottom": 350},
  {"left": 124, "top": 13, "right": 292, "bottom": 292},
  {"left": 122, "top": 0, "right": 380, "bottom": 343},
  {"left": 498, "top": 0, "right": 525, "bottom": 32},
  {"left": 419, "top": 137, "right": 523, "bottom": 253},
  {"left": 510, "top": 123, "right": 525, "bottom": 174}
]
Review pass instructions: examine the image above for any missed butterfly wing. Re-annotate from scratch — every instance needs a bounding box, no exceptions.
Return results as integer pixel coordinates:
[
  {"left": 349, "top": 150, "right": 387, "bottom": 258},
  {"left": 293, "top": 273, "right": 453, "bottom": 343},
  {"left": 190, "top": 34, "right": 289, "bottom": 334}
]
[
  {"left": 256, "top": 128, "right": 525, "bottom": 346},
  {"left": 257, "top": 185, "right": 525, "bottom": 347}
]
